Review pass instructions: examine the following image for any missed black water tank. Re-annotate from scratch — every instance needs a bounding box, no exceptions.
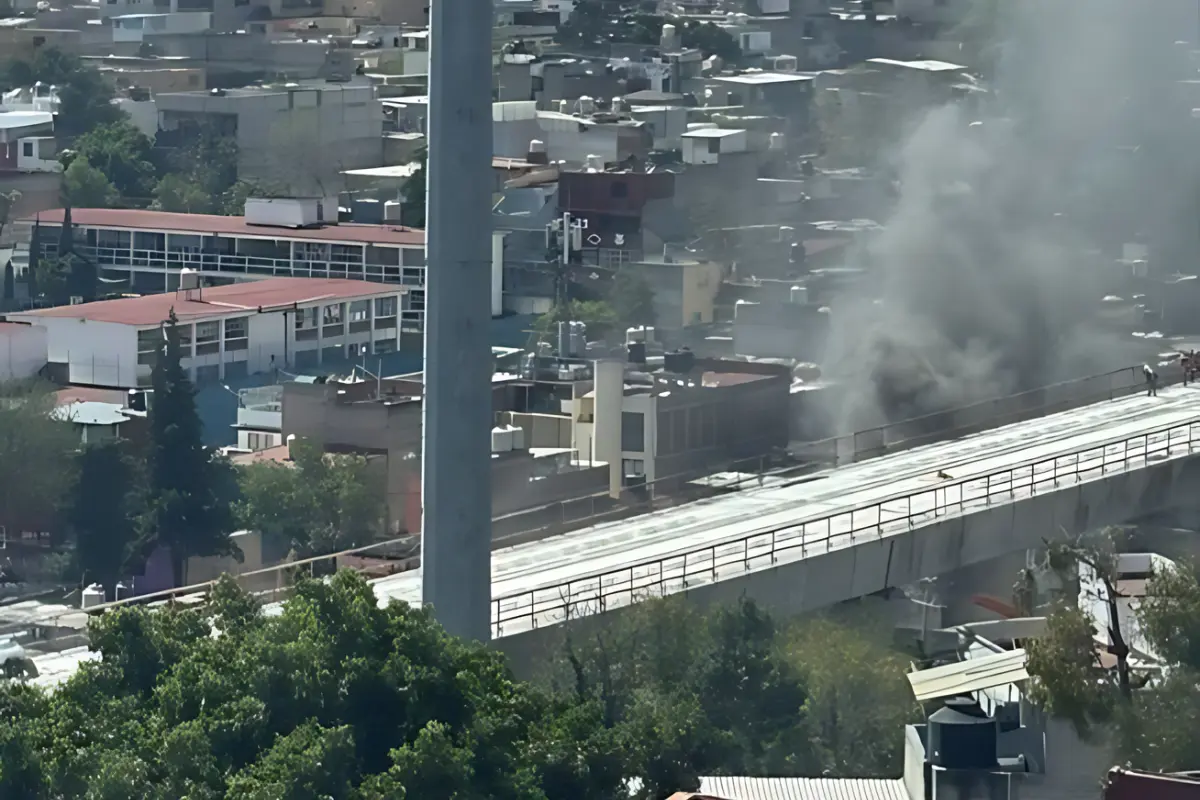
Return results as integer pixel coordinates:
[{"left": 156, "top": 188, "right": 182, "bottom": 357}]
[
  {"left": 927, "top": 698, "right": 998, "bottom": 770},
  {"left": 663, "top": 348, "right": 695, "bottom": 374},
  {"left": 628, "top": 341, "right": 647, "bottom": 365}
]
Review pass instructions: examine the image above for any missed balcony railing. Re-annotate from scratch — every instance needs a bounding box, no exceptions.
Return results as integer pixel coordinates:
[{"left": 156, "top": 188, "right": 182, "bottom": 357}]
[{"left": 78, "top": 246, "right": 408, "bottom": 282}]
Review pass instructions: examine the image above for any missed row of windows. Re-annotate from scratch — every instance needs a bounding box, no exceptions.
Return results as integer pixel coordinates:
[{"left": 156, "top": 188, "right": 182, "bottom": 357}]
[
  {"left": 295, "top": 297, "right": 397, "bottom": 330},
  {"left": 83, "top": 229, "right": 425, "bottom": 268}
]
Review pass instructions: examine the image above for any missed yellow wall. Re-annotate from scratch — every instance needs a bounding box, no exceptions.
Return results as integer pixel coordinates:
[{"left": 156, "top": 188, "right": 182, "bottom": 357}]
[{"left": 680, "top": 261, "right": 724, "bottom": 327}]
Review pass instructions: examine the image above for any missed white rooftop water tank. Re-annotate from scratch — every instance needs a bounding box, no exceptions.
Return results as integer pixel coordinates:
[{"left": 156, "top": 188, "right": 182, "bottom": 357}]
[{"left": 82, "top": 583, "right": 105, "bottom": 609}]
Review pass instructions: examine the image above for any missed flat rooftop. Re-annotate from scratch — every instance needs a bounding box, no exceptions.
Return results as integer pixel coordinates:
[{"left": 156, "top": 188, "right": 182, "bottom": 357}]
[
  {"left": 11, "top": 277, "right": 404, "bottom": 326},
  {"left": 681, "top": 127, "right": 746, "bottom": 139},
  {"left": 866, "top": 57, "right": 967, "bottom": 72},
  {"left": 710, "top": 72, "right": 816, "bottom": 86},
  {"left": 25, "top": 208, "right": 425, "bottom": 247}
]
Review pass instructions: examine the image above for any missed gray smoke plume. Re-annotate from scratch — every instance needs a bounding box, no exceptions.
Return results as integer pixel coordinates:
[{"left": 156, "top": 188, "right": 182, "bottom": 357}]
[{"left": 822, "top": 0, "right": 1200, "bottom": 432}]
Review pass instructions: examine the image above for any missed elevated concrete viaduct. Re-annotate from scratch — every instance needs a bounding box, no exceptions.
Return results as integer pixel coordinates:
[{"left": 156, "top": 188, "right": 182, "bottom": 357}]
[{"left": 364, "top": 386, "right": 1200, "bottom": 674}]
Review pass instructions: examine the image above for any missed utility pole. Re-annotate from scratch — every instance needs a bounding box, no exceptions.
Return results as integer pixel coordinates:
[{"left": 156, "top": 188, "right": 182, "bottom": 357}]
[
  {"left": 421, "top": 0, "right": 494, "bottom": 642},
  {"left": 546, "top": 211, "right": 584, "bottom": 311}
]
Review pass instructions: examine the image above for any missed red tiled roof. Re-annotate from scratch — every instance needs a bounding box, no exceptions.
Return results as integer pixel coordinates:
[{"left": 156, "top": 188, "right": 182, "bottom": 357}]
[
  {"left": 14, "top": 277, "right": 403, "bottom": 326},
  {"left": 54, "top": 386, "right": 129, "bottom": 407},
  {"left": 25, "top": 208, "right": 425, "bottom": 247}
]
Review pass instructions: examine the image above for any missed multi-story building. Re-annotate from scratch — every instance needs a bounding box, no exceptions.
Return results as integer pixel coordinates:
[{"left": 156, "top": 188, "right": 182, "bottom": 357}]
[
  {"left": 155, "top": 80, "right": 383, "bottom": 192},
  {"left": 5, "top": 276, "right": 408, "bottom": 388},
  {"left": 22, "top": 202, "right": 427, "bottom": 332}
]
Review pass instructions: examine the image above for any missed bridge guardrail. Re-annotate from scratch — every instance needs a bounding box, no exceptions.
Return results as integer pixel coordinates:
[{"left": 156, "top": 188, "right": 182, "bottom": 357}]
[
  {"left": 793, "top": 365, "right": 1178, "bottom": 467},
  {"left": 490, "top": 416, "right": 1200, "bottom": 638}
]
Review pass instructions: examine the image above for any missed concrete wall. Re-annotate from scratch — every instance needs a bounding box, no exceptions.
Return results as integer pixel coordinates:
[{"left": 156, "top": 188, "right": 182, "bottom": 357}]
[
  {"left": 3, "top": 316, "right": 138, "bottom": 388},
  {"left": 0, "top": 323, "right": 47, "bottom": 381},
  {"left": 493, "top": 447, "right": 1200, "bottom": 677},
  {"left": 158, "top": 83, "right": 383, "bottom": 192}
]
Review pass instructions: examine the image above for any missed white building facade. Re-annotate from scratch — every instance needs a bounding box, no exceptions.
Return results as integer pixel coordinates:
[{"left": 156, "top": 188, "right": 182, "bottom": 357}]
[
  {"left": 22, "top": 204, "right": 428, "bottom": 333},
  {"left": 6, "top": 278, "right": 407, "bottom": 388}
]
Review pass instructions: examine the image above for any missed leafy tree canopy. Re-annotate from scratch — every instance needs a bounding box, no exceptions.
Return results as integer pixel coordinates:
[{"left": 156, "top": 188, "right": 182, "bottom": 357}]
[
  {"left": 61, "top": 160, "right": 118, "bottom": 209},
  {"left": 74, "top": 120, "right": 157, "bottom": 203},
  {"left": 235, "top": 437, "right": 386, "bottom": 558},
  {"left": 0, "top": 48, "right": 122, "bottom": 137},
  {"left": 1025, "top": 532, "right": 1200, "bottom": 771},
  {"left": 0, "top": 380, "right": 79, "bottom": 538},
  {"left": 0, "top": 580, "right": 918, "bottom": 799}
]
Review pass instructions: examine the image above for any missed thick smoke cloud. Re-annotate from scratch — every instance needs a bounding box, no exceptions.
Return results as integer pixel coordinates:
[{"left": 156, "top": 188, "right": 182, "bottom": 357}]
[{"left": 821, "top": 0, "right": 1200, "bottom": 432}]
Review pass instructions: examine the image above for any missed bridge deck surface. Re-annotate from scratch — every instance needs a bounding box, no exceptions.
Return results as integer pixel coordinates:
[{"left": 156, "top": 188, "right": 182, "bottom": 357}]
[{"left": 372, "top": 384, "right": 1200, "bottom": 633}]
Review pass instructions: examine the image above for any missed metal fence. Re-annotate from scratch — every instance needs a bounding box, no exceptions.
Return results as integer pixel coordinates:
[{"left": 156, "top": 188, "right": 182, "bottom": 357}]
[
  {"left": 494, "top": 365, "right": 1169, "bottom": 538},
  {"left": 793, "top": 366, "right": 1171, "bottom": 467},
  {"left": 489, "top": 416, "right": 1200, "bottom": 638}
]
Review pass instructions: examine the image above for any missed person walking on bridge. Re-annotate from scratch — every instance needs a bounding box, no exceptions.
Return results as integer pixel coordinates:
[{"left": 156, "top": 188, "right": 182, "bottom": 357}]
[{"left": 1144, "top": 364, "right": 1159, "bottom": 397}]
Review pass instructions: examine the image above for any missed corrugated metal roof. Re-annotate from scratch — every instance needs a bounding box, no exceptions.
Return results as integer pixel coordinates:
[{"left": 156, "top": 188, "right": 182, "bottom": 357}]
[
  {"left": 907, "top": 648, "right": 1028, "bottom": 703},
  {"left": 697, "top": 777, "right": 908, "bottom": 800}
]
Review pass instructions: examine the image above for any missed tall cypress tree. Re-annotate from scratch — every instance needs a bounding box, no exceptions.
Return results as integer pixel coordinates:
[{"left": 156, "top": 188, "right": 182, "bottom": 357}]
[
  {"left": 144, "top": 309, "right": 238, "bottom": 585},
  {"left": 59, "top": 203, "right": 97, "bottom": 302},
  {"left": 26, "top": 218, "right": 40, "bottom": 302}
]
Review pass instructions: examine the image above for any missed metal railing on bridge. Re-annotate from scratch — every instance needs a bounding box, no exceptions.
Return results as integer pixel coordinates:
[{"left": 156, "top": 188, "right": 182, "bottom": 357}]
[
  {"left": 489, "top": 415, "right": 1200, "bottom": 638},
  {"left": 794, "top": 365, "right": 1177, "bottom": 467}
]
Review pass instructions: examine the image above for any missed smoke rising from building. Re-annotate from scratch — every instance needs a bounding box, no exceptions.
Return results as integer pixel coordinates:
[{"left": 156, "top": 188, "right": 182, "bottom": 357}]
[{"left": 821, "top": 0, "right": 1200, "bottom": 432}]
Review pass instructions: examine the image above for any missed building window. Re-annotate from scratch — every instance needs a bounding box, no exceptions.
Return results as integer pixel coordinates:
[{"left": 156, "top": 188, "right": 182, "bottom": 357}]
[
  {"left": 295, "top": 307, "right": 317, "bottom": 329},
  {"left": 707, "top": 137, "right": 721, "bottom": 154},
  {"left": 137, "top": 328, "right": 160, "bottom": 366},
  {"left": 373, "top": 338, "right": 397, "bottom": 354},
  {"left": 375, "top": 295, "right": 397, "bottom": 318},
  {"left": 622, "top": 458, "right": 645, "bottom": 476},
  {"left": 401, "top": 248, "right": 425, "bottom": 268},
  {"left": 224, "top": 317, "right": 248, "bottom": 351},
  {"left": 621, "top": 411, "right": 644, "bottom": 453},
  {"left": 224, "top": 360, "right": 248, "bottom": 380},
  {"left": 21, "top": 141, "right": 34, "bottom": 158},
  {"left": 349, "top": 300, "right": 370, "bottom": 322},
  {"left": 322, "top": 303, "right": 343, "bottom": 325},
  {"left": 195, "top": 321, "right": 220, "bottom": 355}
]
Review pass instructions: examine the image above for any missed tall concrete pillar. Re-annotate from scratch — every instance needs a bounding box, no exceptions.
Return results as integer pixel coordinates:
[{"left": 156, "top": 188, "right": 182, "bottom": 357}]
[
  {"left": 420, "top": 0, "right": 494, "bottom": 642},
  {"left": 593, "top": 359, "right": 624, "bottom": 498}
]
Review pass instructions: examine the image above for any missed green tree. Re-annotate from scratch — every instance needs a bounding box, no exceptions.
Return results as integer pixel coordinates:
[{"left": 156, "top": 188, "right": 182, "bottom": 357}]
[
  {"left": 66, "top": 440, "right": 145, "bottom": 593},
  {"left": 32, "top": 255, "right": 71, "bottom": 307},
  {"left": 0, "top": 189, "right": 19, "bottom": 244},
  {"left": 401, "top": 147, "right": 427, "bottom": 228},
  {"left": 1025, "top": 534, "right": 1200, "bottom": 771},
  {"left": 1, "top": 48, "right": 121, "bottom": 136},
  {"left": 0, "top": 380, "right": 78, "bottom": 539},
  {"left": 234, "top": 437, "right": 386, "bottom": 557},
  {"left": 2, "top": 261, "right": 13, "bottom": 303},
  {"left": 74, "top": 120, "right": 157, "bottom": 204},
  {"left": 0, "top": 571, "right": 636, "bottom": 797},
  {"left": 153, "top": 125, "right": 244, "bottom": 214},
  {"left": 535, "top": 299, "right": 620, "bottom": 340},
  {"left": 548, "top": 596, "right": 810, "bottom": 779},
  {"left": 610, "top": 268, "right": 655, "bottom": 329},
  {"left": 782, "top": 605, "right": 920, "bottom": 776},
  {"left": 152, "top": 173, "right": 215, "bottom": 214},
  {"left": 143, "top": 310, "right": 239, "bottom": 585},
  {"left": 61, "top": 159, "right": 119, "bottom": 208}
]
